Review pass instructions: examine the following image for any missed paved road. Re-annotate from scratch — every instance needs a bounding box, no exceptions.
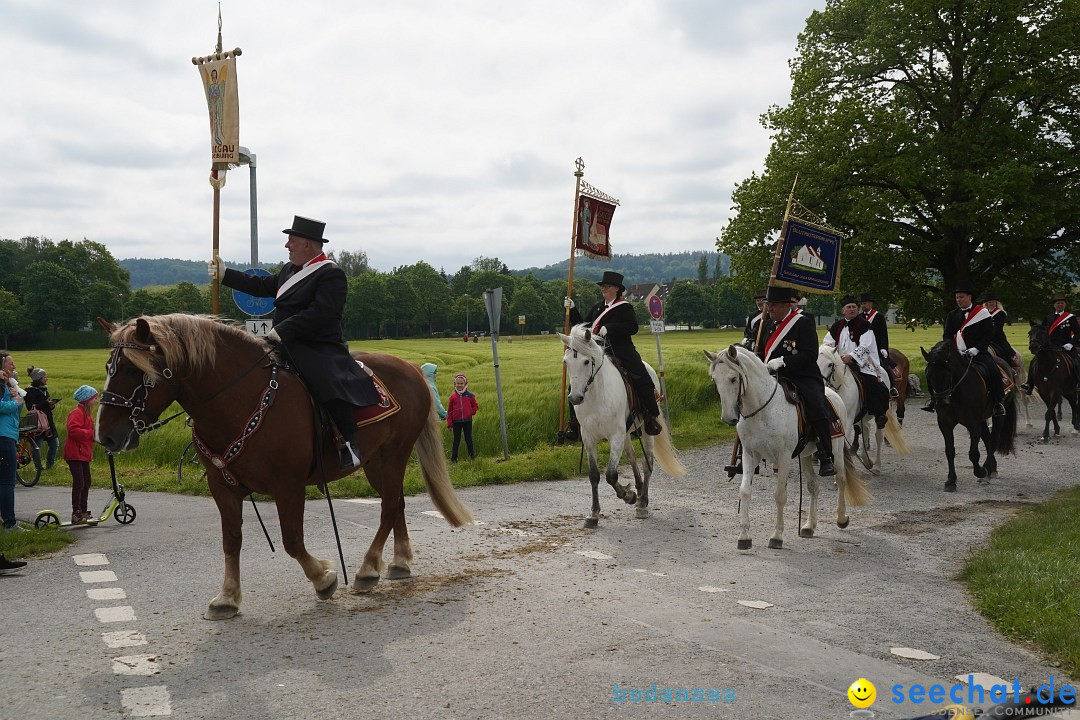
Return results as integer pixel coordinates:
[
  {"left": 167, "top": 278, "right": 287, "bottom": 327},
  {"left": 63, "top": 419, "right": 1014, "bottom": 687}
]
[{"left": 3, "top": 407, "right": 1079, "bottom": 719}]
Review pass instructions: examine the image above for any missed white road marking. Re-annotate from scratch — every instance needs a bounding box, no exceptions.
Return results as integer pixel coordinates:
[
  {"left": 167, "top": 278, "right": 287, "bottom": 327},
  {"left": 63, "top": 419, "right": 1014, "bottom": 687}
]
[
  {"left": 113, "top": 654, "right": 160, "bottom": 676},
  {"left": 650, "top": 572, "right": 667, "bottom": 577},
  {"left": 73, "top": 553, "right": 109, "bottom": 566},
  {"left": 737, "top": 600, "right": 774, "bottom": 609},
  {"left": 633, "top": 568, "right": 647, "bottom": 573},
  {"left": 575, "top": 550, "right": 614, "bottom": 560},
  {"left": 95, "top": 606, "right": 136, "bottom": 623},
  {"left": 698, "top": 586, "right": 731, "bottom": 593},
  {"left": 891, "top": 647, "right": 940, "bottom": 660},
  {"left": 80, "top": 570, "right": 118, "bottom": 583},
  {"left": 120, "top": 686, "right": 172, "bottom": 716},
  {"left": 103, "top": 630, "right": 147, "bottom": 649},
  {"left": 88, "top": 588, "right": 127, "bottom": 600}
]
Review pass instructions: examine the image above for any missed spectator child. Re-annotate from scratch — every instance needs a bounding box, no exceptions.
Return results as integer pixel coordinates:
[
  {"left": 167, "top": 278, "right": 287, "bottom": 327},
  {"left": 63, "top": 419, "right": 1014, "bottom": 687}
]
[
  {"left": 421, "top": 363, "right": 448, "bottom": 420},
  {"left": 24, "top": 366, "right": 59, "bottom": 471},
  {"left": 64, "top": 385, "right": 98, "bottom": 524},
  {"left": 446, "top": 373, "right": 478, "bottom": 462}
]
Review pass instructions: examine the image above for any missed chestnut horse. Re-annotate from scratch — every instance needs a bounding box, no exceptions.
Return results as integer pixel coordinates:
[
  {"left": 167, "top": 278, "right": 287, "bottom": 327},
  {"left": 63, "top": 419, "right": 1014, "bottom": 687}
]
[
  {"left": 887, "top": 348, "right": 911, "bottom": 425},
  {"left": 95, "top": 315, "right": 473, "bottom": 619}
]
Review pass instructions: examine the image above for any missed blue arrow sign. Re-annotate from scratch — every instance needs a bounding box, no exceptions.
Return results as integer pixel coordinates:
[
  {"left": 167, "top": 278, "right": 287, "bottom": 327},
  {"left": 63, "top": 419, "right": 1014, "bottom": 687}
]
[{"left": 232, "top": 268, "right": 275, "bottom": 317}]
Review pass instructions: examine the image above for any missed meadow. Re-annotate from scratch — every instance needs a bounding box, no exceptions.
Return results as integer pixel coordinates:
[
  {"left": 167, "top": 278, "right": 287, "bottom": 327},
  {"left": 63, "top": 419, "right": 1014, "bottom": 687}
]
[{"left": 11, "top": 320, "right": 1035, "bottom": 498}]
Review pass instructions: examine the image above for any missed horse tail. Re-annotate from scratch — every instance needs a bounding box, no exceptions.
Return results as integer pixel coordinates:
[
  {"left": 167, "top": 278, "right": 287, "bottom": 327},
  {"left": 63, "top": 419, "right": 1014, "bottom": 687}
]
[
  {"left": 651, "top": 419, "right": 686, "bottom": 477},
  {"left": 841, "top": 448, "right": 873, "bottom": 507},
  {"left": 996, "top": 394, "right": 1018, "bottom": 455},
  {"left": 416, "top": 409, "right": 474, "bottom": 526},
  {"left": 882, "top": 410, "right": 910, "bottom": 455}
]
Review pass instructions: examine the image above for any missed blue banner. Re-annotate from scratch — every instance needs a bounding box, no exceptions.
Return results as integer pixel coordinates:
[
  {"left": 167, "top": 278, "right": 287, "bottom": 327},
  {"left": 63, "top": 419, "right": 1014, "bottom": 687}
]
[{"left": 773, "top": 218, "right": 843, "bottom": 294}]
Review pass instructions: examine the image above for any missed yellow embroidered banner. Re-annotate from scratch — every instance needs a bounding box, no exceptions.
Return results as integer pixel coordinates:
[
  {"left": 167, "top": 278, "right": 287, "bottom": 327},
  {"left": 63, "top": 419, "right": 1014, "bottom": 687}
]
[{"left": 197, "top": 55, "right": 240, "bottom": 167}]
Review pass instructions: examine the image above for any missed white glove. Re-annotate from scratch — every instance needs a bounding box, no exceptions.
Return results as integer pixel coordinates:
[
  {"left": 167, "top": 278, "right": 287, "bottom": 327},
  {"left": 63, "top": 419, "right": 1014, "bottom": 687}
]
[
  {"left": 766, "top": 357, "right": 785, "bottom": 371},
  {"left": 881, "top": 349, "right": 888, "bottom": 358},
  {"left": 564, "top": 296, "right": 575, "bottom": 309},
  {"left": 266, "top": 329, "right": 282, "bottom": 344},
  {"left": 965, "top": 347, "right": 978, "bottom": 356},
  {"left": 208, "top": 257, "right": 225, "bottom": 281},
  {"left": 1066, "top": 343, "right": 1074, "bottom": 351},
  {"left": 598, "top": 326, "right": 608, "bottom": 337}
]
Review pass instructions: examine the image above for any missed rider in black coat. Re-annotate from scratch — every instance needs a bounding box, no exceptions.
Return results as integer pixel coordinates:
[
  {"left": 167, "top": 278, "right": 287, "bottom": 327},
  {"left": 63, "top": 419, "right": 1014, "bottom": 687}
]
[
  {"left": 1025, "top": 292, "right": 1080, "bottom": 391},
  {"left": 939, "top": 284, "right": 1005, "bottom": 416},
  {"left": 566, "top": 271, "right": 662, "bottom": 436},
  {"left": 214, "top": 216, "right": 380, "bottom": 470}
]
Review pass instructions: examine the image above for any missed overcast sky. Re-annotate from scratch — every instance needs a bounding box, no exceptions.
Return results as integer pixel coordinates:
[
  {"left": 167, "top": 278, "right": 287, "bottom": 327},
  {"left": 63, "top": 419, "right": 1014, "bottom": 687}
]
[{"left": 1, "top": 0, "right": 823, "bottom": 273}]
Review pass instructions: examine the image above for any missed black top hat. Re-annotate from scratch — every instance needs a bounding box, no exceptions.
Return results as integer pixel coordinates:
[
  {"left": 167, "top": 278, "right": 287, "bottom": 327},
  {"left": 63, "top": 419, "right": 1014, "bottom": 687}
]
[
  {"left": 282, "top": 216, "right": 329, "bottom": 243},
  {"left": 596, "top": 271, "right": 625, "bottom": 291},
  {"left": 953, "top": 283, "right": 976, "bottom": 296},
  {"left": 764, "top": 285, "right": 792, "bottom": 303},
  {"left": 753, "top": 289, "right": 767, "bottom": 300},
  {"left": 839, "top": 294, "right": 858, "bottom": 308},
  {"left": 982, "top": 290, "right": 1000, "bottom": 302},
  {"left": 859, "top": 292, "right": 874, "bottom": 303},
  {"left": 1051, "top": 292, "right": 1068, "bottom": 303}
]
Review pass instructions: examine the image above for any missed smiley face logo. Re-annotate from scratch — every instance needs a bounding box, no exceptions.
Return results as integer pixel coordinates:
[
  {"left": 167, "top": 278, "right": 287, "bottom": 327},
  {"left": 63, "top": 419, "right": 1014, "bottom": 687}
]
[{"left": 847, "top": 678, "right": 876, "bottom": 708}]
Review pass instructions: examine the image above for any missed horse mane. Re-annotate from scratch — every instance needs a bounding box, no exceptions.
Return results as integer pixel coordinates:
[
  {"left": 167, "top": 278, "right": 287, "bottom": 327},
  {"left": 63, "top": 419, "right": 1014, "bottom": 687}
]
[
  {"left": 111, "top": 314, "right": 265, "bottom": 378},
  {"left": 566, "top": 323, "right": 603, "bottom": 359}
]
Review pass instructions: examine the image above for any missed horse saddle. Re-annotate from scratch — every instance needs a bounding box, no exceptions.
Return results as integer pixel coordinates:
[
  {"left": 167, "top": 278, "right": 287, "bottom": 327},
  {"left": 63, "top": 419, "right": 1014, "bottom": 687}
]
[
  {"left": 608, "top": 355, "right": 661, "bottom": 433},
  {"left": 776, "top": 377, "right": 844, "bottom": 458},
  {"left": 975, "top": 358, "right": 1015, "bottom": 395},
  {"left": 350, "top": 369, "right": 401, "bottom": 428}
]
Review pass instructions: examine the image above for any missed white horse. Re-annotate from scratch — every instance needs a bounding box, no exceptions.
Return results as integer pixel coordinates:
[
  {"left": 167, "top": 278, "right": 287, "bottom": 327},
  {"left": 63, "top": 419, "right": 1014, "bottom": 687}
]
[
  {"left": 817, "top": 344, "right": 910, "bottom": 473},
  {"left": 705, "top": 344, "right": 872, "bottom": 549},
  {"left": 559, "top": 325, "right": 686, "bottom": 528}
]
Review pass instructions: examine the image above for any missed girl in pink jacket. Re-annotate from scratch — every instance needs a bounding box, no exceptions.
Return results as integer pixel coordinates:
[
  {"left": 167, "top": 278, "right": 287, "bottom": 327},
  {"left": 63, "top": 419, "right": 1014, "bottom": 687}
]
[
  {"left": 64, "top": 385, "right": 98, "bottom": 524},
  {"left": 446, "top": 373, "right": 478, "bottom": 462}
]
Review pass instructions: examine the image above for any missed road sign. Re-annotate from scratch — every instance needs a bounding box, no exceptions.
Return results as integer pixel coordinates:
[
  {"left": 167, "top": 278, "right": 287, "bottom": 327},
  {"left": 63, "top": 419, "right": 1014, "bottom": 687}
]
[
  {"left": 650, "top": 319, "right": 665, "bottom": 334},
  {"left": 648, "top": 295, "right": 664, "bottom": 320},
  {"left": 246, "top": 318, "right": 274, "bottom": 337},
  {"left": 518, "top": 315, "right": 526, "bottom": 325},
  {"left": 232, "top": 268, "right": 274, "bottom": 317}
]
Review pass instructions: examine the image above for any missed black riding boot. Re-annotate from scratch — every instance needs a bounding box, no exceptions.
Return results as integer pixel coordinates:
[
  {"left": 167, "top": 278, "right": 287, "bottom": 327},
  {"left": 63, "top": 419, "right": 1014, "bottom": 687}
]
[
  {"left": 814, "top": 420, "right": 836, "bottom": 477},
  {"left": 562, "top": 404, "right": 581, "bottom": 443},
  {"left": 326, "top": 400, "right": 362, "bottom": 471},
  {"left": 921, "top": 398, "right": 936, "bottom": 412}
]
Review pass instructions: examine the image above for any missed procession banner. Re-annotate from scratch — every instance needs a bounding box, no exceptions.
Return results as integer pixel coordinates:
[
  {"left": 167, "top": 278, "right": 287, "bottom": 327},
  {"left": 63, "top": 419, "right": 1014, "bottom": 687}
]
[
  {"left": 574, "top": 194, "right": 616, "bottom": 260},
  {"left": 771, "top": 217, "right": 843, "bottom": 294},
  {"left": 197, "top": 55, "right": 240, "bottom": 167}
]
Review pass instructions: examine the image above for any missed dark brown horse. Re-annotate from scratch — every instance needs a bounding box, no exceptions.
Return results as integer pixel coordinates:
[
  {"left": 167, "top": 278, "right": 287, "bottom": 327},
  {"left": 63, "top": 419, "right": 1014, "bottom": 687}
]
[
  {"left": 887, "top": 348, "right": 911, "bottom": 424},
  {"left": 922, "top": 341, "right": 1017, "bottom": 492},
  {"left": 1027, "top": 322, "right": 1080, "bottom": 441},
  {"left": 95, "top": 315, "right": 472, "bottom": 619}
]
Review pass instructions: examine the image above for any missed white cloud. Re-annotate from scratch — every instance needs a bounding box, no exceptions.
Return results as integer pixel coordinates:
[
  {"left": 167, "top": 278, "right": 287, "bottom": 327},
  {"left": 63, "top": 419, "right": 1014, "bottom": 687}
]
[{"left": 0, "top": 0, "right": 822, "bottom": 272}]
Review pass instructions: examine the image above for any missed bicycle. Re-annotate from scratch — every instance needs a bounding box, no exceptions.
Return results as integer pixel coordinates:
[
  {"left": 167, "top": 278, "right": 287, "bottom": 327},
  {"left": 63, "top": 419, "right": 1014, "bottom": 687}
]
[
  {"left": 15, "top": 428, "right": 42, "bottom": 488},
  {"left": 177, "top": 418, "right": 207, "bottom": 484}
]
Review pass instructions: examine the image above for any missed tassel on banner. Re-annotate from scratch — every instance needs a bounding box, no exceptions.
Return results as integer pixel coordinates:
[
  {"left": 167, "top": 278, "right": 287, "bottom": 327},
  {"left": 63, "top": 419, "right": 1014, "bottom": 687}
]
[{"left": 209, "top": 168, "right": 227, "bottom": 190}]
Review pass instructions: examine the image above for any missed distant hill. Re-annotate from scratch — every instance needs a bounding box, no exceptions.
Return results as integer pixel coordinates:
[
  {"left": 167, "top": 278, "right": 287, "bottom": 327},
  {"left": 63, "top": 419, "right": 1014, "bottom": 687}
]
[{"left": 120, "top": 250, "right": 728, "bottom": 289}]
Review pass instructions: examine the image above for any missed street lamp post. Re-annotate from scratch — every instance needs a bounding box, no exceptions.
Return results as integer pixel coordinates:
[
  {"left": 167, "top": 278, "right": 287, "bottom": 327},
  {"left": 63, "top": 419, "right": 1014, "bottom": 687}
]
[
  {"left": 118, "top": 293, "right": 126, "bottom": 320},
  {"left": 237, "top": 146, "right": 259, "bottom": 265}
]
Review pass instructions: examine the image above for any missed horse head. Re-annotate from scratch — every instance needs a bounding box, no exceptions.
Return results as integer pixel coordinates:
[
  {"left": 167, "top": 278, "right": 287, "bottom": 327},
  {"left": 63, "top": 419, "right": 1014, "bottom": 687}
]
[
  {"left": 704, "top": 344, "right": 749, "bottom": 425},
  {"left": 559, "top": 324, "right": 605, "bottom": 406},
  {"left": 922, "top": 340, "right": 968, "bottom": 403},
  {"left": 1028, "top": 320, "right": 1049, "bottom": 354},
  {"left": 816, "top": 344, "right": 845, "bottom": 389}
]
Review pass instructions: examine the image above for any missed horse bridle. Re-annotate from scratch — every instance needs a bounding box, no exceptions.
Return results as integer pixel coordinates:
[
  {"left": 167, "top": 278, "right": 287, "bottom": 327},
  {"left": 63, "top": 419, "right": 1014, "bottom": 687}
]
[
  {"left": 723, "top": 359, "right": 778, "bottom": 419},
  {"left": 568, "top": 345, "right": 607, "bottom": 402},
  {"left": 929, "top": 351, "right": 975, "bottom": 403}
]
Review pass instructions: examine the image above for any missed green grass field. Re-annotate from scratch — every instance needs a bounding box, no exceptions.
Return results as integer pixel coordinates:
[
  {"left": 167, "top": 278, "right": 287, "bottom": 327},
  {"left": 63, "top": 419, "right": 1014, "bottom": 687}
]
[{"left": 3, "top": 320, "right": 1075, "bottom": 675}]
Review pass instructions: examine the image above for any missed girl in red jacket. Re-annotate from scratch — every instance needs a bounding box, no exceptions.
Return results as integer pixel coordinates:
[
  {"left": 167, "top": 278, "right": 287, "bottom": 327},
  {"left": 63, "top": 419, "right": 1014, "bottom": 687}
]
[
  {"left": 446, "top": 373, "right": 478, "bottom": 462},
  {"left": 64, "top": 385, "right": 98, "bottom": 524}
]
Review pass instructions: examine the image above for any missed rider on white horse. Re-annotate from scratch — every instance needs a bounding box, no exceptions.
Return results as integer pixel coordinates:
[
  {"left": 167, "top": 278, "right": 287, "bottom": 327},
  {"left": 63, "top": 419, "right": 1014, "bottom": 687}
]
[
  {"left": 824, "top": 295, "right": 891, "bottom": 429},
  {"left": 758, "top": 285, "right": 836, "bottom": 477}
]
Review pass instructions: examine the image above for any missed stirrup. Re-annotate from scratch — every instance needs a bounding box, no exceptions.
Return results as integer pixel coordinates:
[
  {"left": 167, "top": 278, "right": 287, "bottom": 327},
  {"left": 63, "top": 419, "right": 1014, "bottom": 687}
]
[{"left": 339, "top": 442, "right": 362, "bottom": 470}]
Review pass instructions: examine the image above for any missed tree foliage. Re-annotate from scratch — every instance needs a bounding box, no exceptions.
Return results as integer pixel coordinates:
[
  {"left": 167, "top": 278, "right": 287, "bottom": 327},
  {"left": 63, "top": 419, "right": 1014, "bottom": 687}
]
[{"left": 719, "top": 0, "right": 1080, "bottom": 322}]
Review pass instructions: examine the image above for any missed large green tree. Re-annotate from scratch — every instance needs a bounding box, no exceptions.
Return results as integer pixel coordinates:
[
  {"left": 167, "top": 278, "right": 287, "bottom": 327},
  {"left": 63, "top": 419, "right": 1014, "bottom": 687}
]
[
  {"left": 720, "top": 0, "right": 1080, "bottom": 322},
  {"left": 21, "top": 262, "right": 86, "bottom": 332}
]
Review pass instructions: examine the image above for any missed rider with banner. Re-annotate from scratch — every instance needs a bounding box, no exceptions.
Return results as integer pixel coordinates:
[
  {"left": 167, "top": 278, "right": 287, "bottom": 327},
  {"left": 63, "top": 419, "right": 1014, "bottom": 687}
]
[
  {"left": 210, "top": 215, "right": 381, "bottom": 471},
  {"left": 824, "top": 295, "right": 890, "bottom": 429},
  {"left": 757, "top": 285, "right": 836, "bottom": 476},
  {"left": 928, "top": 284, "right": 1006, "bottom": 416},
  {"left": 565, "top": 271, "right": 662, "bottom": 436},
  {"left": 1022, "top": 292, "right": 1080, "bottom": 393},
  {"left": 860, "top": 292, "right": 899, "bottom": 398}
]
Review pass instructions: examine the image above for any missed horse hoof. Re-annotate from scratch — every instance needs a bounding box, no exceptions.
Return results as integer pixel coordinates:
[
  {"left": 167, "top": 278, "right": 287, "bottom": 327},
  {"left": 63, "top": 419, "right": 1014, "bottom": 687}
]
[
  {"left": 315, "top": 571, "right": 338, "bottom": 601},
  {"left": 973, "top": 466, "right": 987, "bottom": 479},
  {"left": 623, "top": 493, "right": 638, "bottom": 506},
  {"left": 799, "top": 527, "right": 815, "bottom": 538},
  {"left": 737, "top": 538, "right": 752, "bottom": 550},
  {"left": 583, "top": 517, "right": 599, "bottom": 529},
  {"left": 635, "top": 507, "right": 649, "bottom": 519},
  {"left": 768, "top": 538, "right": 783, "bottom": 549},
  {"left": 351, "top": 574, "right": 380, "bottom": 593},
  {"left": 385, "top": 564, "right": 412, "bottom": 580},
  {"left": 836, "top": 517, "right": 850, "bottom": 529},
  {"left": 203, "top": 604, "right": 240, "bottom": 621},
  {"left": 944, "top": 480, "right": 957, "bottom": 492}
]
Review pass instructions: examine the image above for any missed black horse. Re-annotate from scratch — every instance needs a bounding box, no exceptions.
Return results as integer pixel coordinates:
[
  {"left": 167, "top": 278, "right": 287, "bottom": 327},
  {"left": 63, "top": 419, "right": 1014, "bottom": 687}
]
[
  {"left": 1027, "top": 322, "right": 1080, "bottom": 441},
  {"left": 921, "top": 341, "right": 1017, "bottom": 492}
]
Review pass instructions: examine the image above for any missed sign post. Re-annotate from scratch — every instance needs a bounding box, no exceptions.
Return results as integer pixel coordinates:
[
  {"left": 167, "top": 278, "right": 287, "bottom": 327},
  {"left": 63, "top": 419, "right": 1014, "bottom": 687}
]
[
  {"left": 483, "top": 288, "right": 510, "bottom": 461},
  {"left": 648, "top": 294, "right": 671, "bottom": 430}
]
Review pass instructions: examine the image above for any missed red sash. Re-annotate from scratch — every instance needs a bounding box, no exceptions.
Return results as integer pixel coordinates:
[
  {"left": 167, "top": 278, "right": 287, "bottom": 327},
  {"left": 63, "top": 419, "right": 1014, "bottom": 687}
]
[
  {"left": 864, "top": 309, "right": 879, "bottom": 324},
  {"left": 1048, "top": 311, "right": 1074, "bottom": 336},
  {"left": 954, "top": 305, "right": 990, "bottom": 352},
  {"left": 590, "top": 300, "right": 629, "bottom": 334},
  {"left": 762, "top": 311, "right": 800, "bottom": 361}
]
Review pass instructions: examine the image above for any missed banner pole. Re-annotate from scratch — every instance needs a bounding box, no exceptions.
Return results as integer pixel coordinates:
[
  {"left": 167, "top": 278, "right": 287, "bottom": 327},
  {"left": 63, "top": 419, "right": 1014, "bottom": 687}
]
[
  {"left": 558, "top": 158, "right": 584, "bottom": 436},
  {"left": 757, "top": 174, "right": 799, "bottom": 352},
  {"left": 212, "top": 180, "right": 221, "bottom": 314}
]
